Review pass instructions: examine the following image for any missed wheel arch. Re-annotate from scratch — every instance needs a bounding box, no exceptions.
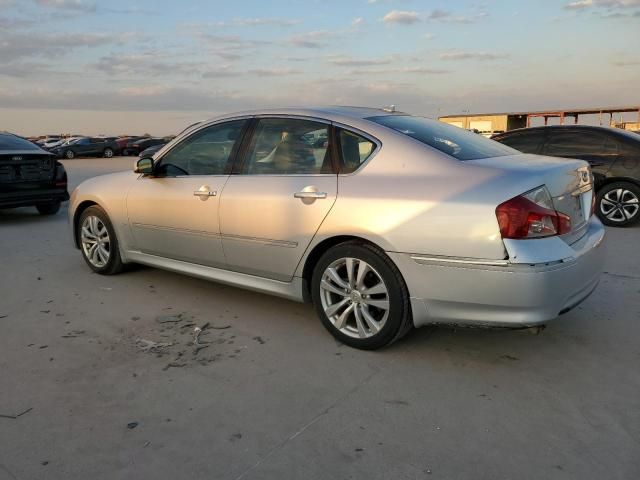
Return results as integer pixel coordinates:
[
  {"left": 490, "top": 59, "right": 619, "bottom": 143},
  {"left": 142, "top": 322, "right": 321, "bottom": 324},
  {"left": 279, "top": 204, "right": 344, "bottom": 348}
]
[
  {"left": 300, "top": 235, "right": 390, "bottom": 302},
  {"left": 72, "top": 200, "right": 98, "bottom": 248},
  {"left": 596, "top": 175, "right": 640, "bottom": 191}
]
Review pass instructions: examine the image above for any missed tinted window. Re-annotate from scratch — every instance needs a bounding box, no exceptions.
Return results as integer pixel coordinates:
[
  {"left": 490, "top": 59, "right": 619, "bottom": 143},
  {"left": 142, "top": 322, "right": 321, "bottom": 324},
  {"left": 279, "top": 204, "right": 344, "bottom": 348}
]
[
  {"left": 242, "top": 118, "right": 332, "bottom": 175},
  {"left": 544, "top": 130, "right": 617, "bottom": 157},
  {"left": 156, "top": 120, "right": 246, "bottom": 176},
  {"left": 368, "top": 115, "right": 517, "bottom": 160},
  {"left": 495, "top": 131, "right": 545, "bottom": 153},
  {"left": 338, "top": 129, "right": 375, "bottom": 173},
  {"left": 0, "top": 134, "right": 42, "bottom": 151}
]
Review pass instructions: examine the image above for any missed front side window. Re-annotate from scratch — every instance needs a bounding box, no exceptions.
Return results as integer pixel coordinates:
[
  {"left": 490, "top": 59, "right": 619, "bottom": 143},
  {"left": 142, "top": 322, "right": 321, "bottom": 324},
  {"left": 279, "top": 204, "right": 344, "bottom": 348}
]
[
  {"left": 241, "top": 118, "right": 332, "bottom": 175},
  {"left": 368, "top": 115, "right": 518, "bottom": 161},
  {"left": 155, "top": 120, "right": 246, "bottom": 176},
  {"left": 338, "top": 129, "right": 376, "bottom": 173}
]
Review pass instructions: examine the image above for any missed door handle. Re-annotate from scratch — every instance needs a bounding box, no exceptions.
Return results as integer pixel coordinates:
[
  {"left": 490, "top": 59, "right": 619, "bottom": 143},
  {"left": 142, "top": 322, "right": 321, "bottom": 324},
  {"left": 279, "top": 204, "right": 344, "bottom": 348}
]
[
  {"left": 294, "top": 191, "right": 327, "bottom": 199},
  {"left": 193, "top": 186, "right": 217, "bottom": 200}
]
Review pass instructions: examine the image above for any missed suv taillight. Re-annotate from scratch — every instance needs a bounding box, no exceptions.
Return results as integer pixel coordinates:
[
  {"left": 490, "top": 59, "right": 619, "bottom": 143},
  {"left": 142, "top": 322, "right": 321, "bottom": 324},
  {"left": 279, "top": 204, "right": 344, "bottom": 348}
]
[{"left": 496, "top": 186, "right": 571, "bottom": 239}]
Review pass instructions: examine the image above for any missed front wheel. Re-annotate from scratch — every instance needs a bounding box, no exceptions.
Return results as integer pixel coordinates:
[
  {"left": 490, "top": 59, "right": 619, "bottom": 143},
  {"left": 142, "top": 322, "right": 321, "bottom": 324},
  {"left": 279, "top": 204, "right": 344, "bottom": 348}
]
[
  {"left": 64, "top": 150, "right": 75, "bottom": 159},
  {"left": 311, "top": 242, "right": 412, "bottom": 350},
  {"left": 596, "top": 182, "right": 640, "bottom": 227},
  {"left": 103, "top": 148, "right": 114, "bottom": 158},
  {"left": 77, "top": 205, "right": 124, "bottom": 275},
  {"left": 36, "top": 201, "right": 61, "bottom": 215}
]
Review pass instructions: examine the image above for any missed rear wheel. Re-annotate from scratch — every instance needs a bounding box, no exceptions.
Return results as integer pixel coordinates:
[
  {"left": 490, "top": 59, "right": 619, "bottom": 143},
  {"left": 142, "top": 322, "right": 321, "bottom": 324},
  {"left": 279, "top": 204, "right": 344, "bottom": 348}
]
[
  {"left": 64, "top": 150, "right": 75, "bottom": 159},
  {"left": 596, "top": 182, "right": 640, "bottom": 227},
  {"left": 311, "top": 242, "right": 412, "bottom": 350},
  {"left": 103, "top": 148, "right": 114, "bottom": 158},
  {"left": 77, "top": 205, "right": 124, "bottom": 275},
  {"left": 36, "top": 201, "right": 61, "bottom": 215}
]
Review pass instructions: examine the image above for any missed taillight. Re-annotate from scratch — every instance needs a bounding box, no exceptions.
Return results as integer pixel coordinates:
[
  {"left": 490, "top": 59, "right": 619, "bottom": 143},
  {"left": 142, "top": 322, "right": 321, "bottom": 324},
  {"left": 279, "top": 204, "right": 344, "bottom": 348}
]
[{"left": 496, "top": 186, "right": 571, "bottom": 239}]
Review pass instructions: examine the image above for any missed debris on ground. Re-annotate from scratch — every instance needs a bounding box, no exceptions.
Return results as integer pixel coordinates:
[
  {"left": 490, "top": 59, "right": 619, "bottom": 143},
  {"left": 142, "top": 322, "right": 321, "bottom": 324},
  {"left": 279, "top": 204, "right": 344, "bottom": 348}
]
[
  {"left": 127, "top": 422, "right": 138, "bottom": 429},
  {"left": 0, "top": 315, "right": 7, "bottom": 319},
  {"left": 136, "top": 338, "right": 173, "bottom": 353},
  {"left": 155, "top": 314, "right": 183, "bottom": 324},
  {"left": 0, "top": 407, "right": 33, "bottom": 419},
  {"left": 61, "top": 330, "right": 85, "bottom": 338}
]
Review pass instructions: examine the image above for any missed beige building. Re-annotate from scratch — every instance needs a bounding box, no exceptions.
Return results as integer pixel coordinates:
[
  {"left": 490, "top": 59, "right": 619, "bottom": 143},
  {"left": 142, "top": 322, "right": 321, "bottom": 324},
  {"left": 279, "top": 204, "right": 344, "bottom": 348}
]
[{"left": 439, "top": 106, "right": 640, "bottom": 136}]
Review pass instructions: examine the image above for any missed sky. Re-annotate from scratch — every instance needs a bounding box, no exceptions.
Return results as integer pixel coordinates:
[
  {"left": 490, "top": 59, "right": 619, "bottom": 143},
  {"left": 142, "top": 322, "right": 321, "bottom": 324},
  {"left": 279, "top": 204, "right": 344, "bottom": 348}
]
[{"left": 0, "top": 0, "right": 639, "bottom": 136}]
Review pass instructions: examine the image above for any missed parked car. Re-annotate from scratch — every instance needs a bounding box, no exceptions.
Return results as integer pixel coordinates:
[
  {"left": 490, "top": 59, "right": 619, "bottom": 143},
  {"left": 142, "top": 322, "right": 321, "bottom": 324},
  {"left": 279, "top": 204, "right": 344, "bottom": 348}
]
[
  {"left": 492, "top": 125, "right": 640, "bottom": 226},
  {"left": 0, "top": 132, "right": 69, "bottom": 214},
  {"left": 127, "top": 137, "right": 173, "bottom": 156},
  {"left": 50, "top": 137, "right": 119, "bottom": 159},
  {"left": 138, "top": 143, "right": 166, "bottom": 158},
  {"left": 69, "top": 107, "right": 604, "bottom": 350}
]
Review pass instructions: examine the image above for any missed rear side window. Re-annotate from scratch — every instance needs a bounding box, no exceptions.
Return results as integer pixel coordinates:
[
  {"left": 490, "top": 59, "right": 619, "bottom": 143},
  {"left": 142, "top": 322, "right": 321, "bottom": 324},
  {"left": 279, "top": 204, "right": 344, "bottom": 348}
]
[
  {"left": 368, "top": 115, "right": 517, "bottom": 160},
  {"left": 495, "top": 131, "right": 545, "bottom": 154},
  {"left": 544, "top": 131, "right": 617, "bottom": 157},
  {"left": 0, "top": 134, "right": 42, "bottom": 151},
  {"left": 338, "top": 129, "right": 376, "bottom": 173}
]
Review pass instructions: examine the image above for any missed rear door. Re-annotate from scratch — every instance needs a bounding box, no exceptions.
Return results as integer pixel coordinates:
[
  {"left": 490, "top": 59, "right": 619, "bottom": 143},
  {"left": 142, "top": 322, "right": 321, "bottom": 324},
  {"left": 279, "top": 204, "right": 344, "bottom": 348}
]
[{"left": 219, "top": 117, "right": 337, "bottom": 281}]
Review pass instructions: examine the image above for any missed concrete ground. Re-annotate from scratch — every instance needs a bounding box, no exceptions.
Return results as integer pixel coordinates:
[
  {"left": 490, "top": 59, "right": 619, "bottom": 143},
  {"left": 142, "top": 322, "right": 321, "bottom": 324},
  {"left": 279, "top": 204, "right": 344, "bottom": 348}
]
[{"left": 1, "top": 157, "right": 639, "bottom": 480}]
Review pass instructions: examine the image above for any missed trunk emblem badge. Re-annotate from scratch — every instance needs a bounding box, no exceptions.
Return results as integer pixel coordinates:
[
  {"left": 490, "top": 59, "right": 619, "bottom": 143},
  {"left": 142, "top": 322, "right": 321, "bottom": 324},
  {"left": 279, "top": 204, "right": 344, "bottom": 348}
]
[{"left": 12, "top": 156, "right": 23, "bottom": 161}]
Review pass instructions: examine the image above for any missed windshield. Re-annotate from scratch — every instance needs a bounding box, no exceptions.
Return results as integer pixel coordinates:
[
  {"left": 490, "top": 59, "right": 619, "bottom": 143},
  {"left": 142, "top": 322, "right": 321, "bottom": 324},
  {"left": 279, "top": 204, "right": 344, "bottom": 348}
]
[
  {"left": 0, "top": 133, "right": 43, "bottom": 151},
  {"left": 367, "top": 115, "right": 518, "bottom": 160}
]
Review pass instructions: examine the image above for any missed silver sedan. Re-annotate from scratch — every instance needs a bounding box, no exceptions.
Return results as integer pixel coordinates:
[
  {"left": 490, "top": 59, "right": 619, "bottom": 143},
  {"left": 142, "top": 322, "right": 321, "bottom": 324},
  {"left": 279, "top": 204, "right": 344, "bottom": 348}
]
[{"left": 69, "top": 107, "right": 605, "bottom": 349}]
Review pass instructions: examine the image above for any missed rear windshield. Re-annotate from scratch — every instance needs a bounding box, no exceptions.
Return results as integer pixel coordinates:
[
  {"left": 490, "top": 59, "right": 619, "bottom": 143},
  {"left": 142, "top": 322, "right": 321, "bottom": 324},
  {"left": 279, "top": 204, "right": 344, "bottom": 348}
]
[
  {"left": 367, "top": 115, "right": 518, "bottom": 160},
  {"left": 0, "top": 134, "right": 43, "bottom": 151}
]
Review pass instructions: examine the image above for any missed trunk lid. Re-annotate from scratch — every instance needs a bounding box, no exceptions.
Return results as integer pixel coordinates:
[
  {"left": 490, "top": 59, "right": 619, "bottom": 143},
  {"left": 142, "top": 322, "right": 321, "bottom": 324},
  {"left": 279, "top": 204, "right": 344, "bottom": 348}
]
[
  {"left": 468, "top": 154, "right": 594, "bottom": 242},
  {"left": 0, "top": 151, "right": 56, "bottom": 192}
]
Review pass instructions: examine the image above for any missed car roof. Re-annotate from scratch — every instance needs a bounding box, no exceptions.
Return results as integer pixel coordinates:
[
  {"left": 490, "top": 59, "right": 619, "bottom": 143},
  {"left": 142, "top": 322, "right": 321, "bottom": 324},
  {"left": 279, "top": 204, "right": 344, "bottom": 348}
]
[
  {"left": 496, "top": 124, "right": 628, "bottom": 136},
  {"left": 203, "top": 105, "right": 408, "bottom": 123}
]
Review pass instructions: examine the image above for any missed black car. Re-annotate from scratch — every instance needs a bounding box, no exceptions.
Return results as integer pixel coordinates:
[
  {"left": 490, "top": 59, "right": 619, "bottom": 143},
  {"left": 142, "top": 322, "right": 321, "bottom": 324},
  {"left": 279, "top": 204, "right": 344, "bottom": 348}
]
[
  {"left": 0, "top": 132, "right": 69, "bottom": 215},
  {"left": 138, "top": 143, "right": 166, "bottom": 158},
  {"left": 127, "top": 137, "right": 172, "bottom": 156},
  {"left": 492, "top": 125, "right": 640, "bottom": 227},
  {"left": 50, "top": 137, "right": 119, "bottom": 159}
]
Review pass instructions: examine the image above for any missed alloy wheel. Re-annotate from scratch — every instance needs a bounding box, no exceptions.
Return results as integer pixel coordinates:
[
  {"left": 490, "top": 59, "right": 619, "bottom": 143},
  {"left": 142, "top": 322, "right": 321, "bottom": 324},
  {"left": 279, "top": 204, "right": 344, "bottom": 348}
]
[
  {"left": 319, "top": 257, "right": 390, "bottom": 339},
  {"left": 600, "top": 188, "right": 639, "bottom": 222},
  {"left": 81, "top": 215, "right": 111, "bottom": 268}
]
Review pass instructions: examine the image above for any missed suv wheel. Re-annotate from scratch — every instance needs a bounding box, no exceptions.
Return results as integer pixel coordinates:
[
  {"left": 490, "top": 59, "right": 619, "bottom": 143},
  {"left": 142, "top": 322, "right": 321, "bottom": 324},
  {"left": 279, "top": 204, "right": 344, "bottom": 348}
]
[
  {"left": 77, "top": 206, "right": 125, "bottom": 275},
  {"left": 596, "top": 182, "right": 640, "bottom": 227},
  {"left": 311, "top": 242, "right": 412, "bottom": 350}
]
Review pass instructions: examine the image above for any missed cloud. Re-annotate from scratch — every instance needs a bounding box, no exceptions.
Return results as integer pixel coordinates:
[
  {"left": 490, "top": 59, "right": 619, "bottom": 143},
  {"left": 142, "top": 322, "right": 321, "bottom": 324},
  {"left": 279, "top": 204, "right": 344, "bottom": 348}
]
[
  {"left": 352, "top": 17, "right": 364, "bottom": 26},
  {"left": 565, "top": 0, "right": 640, "bottom": 8},
  {"left": 289, "top": 30, "right": 333, "bottom": 48},
  {"left": 212, "top": 17, "right": 301, "bottom": 27},
  {"left": 382, "top": 10, "right": 421, "bottom": 25},
  {"left": 247, "top": 68, "right": 302, "bottom": 76},
  {"left": 327, "top": 55, "right": 393, "bottom": 66},
  {"left": 0, "top": 31, "right": 137, "bottom": 62},
  {"left": 94, "top": 52, "right": 201, "bottom": 77},
  {"left": 427, "top": 9, "right": 488, "bottom": 23},
  {"left": 34, "top": 0, "right": 96, "bottom": 13},
  {"left": 439, "top": 51, "right": 510, "bottom": 61},
  {"left": 612, "top": 59, "right": 640, "bottom": 66},
  {"left": 348, "top": 66, "right": 451, "bottom": 75}
]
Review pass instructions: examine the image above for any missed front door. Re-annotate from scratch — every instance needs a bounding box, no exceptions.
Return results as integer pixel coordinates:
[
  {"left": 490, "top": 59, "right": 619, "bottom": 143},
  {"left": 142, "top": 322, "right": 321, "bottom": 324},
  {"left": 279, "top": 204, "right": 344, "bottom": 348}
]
[
  {"left": 220, "top": 117, "right": 337, "bottom": 282},
  {"left": 126, "top": 119, "right": 247, "bottom": 268}
]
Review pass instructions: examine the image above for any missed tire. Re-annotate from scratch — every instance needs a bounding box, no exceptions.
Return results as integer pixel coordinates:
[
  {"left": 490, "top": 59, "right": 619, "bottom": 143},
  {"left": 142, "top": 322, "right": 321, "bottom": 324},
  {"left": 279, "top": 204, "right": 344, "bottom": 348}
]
[
  {"left": 36, "top": 201, "right": 61, "bottom": 215},
  {"left": 77, "top": 205, "right": 125, "bottom": 275},
  {"left": 103, "top": 148, "right": 114, "bottom": 158},
  {"left": 596, "top": 182, "right": 640, "bottom": 227},
  {"left": 311, "top": 241, "right": 412, "bottom": 350},
  {"left": 65, "top": 150, "right": 75, "bottom": 159}
]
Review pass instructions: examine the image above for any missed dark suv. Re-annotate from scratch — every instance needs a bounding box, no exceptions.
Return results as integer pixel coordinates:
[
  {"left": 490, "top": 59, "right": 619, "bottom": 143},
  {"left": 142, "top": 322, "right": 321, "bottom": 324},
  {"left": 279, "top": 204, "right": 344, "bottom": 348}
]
[
  {"left": 0, "top": 132, "right": 69, "bottom": 215},
  {"left": 50, "top": 137, "right": 119, "bottom": 159},
  {"left": 492, "top": 125, "right": 640, "bottom": 227}
]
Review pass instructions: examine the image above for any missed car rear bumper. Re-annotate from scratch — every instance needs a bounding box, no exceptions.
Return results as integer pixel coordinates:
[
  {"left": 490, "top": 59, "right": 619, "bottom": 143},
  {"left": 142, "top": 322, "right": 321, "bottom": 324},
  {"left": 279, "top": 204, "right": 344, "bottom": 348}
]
[
  {"left": 389, "top": 216, "right": 606, "bottom": 328},
  {"left": 0, "top": 188, "right": 70, "bottom": 209}
]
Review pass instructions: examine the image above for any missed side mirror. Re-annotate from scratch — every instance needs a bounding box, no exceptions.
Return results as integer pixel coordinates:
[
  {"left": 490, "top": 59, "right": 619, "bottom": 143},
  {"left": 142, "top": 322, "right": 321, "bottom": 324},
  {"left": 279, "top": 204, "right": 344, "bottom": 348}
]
[{"left": 134, "top": 157, "right": 154, "bottom": 174}]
